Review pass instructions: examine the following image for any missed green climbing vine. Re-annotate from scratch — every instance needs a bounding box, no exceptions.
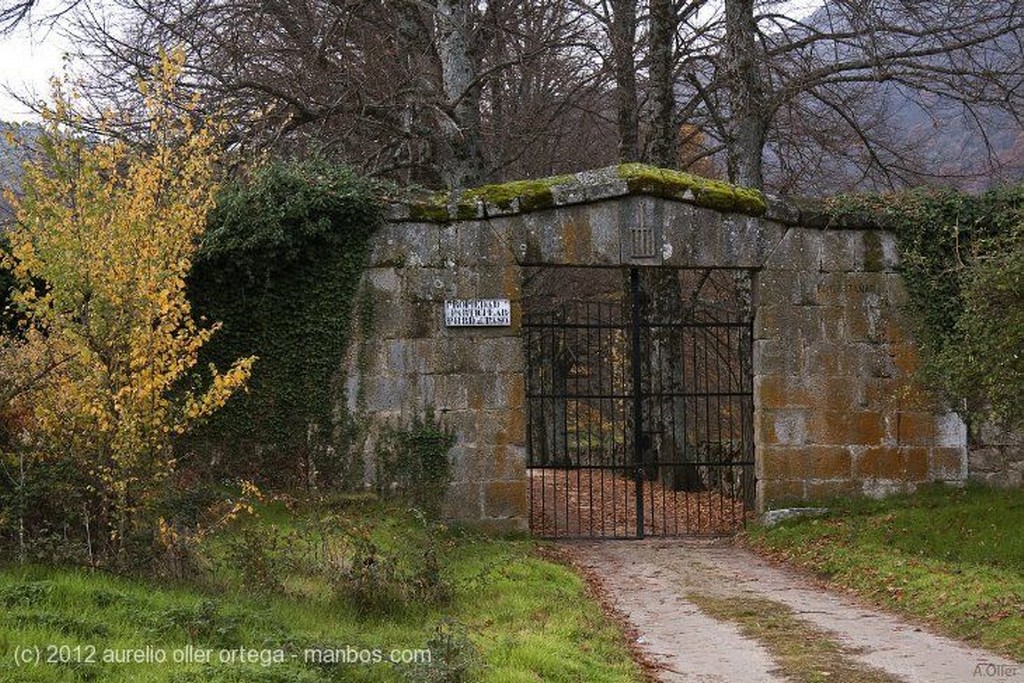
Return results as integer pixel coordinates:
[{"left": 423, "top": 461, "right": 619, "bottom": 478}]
[
  {"left": 186, "top": 158, "right": 384, "bottom": 488},
  {"left": 374, "top": 411, "right": 456, "bottom": 516},
  {"left": 825, "top": 185, "right": 1024, "bottom": 426}
]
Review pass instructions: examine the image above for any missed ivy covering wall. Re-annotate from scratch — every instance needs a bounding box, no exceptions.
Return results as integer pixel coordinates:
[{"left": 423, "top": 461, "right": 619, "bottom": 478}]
[
  {"left": 186, "top": 159, "right": 383, "bottom": 488},
  {"left": 826, "top": 186, "right": 1024, "bottom": 426}
]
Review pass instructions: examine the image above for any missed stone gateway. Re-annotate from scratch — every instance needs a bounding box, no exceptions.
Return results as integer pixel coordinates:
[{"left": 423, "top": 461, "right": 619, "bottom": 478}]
[{"left": 341, "top": 165, "right": 967, "bottom": 534}]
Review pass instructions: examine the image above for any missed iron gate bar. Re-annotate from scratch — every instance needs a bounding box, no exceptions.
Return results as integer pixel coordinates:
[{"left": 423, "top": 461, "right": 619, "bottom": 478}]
[{"left": 630, "top": 268, "right": 645, "bottom": 539}]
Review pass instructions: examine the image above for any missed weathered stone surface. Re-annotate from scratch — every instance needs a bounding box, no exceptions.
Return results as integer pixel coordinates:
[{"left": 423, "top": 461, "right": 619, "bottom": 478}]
[
  {"left": 931, "top": 447, "right": 967, "bottom": 481},
  {"left": 366, "top": 267, "right": 402, "bottom": 296},
  {"left": 935, "top": 413, "right": 967, "bottom": 448},
  {"left": 755, "top": 224, "right": 969, "bottom": 505},
  {"left": 757, "top": 479, "right": 806, "bottom": 507},
  {"left": 370, "top": 223, "right": 443, "bottom": 268},
  {"left": 764, "top": 228, "right": 823, "bottom": 271},
  {"left": 976, "top": 420, "right": 1024, "bottom": 446},
  {"left": 967, "top": 419, "right": 1024, "bottom": 486},
  {"left": 489, "top": 444, "right": 528, "bottom": 480},
  {"left": 484, "top": 481, "right": 528, "bottom": 519},
  {"left": 583, "top": 179, "right": 630, "bottom": 203},
  {"left": 897, "top": 412, "right": 936, "bottom": 445},
  {"left": 805, "top": 480, "right": 862, "bottom": 500},
  {"left": 772, "top": 411, "right": 809, "bottom": 446},
  {"left": 761, "top": 507, "right": 829, "bottom": 527},
  {"left": 762, "top": 446, "right": 852, "bottom": 480},
  {"left": 442, "top": 482, "right": 481, "bottom": 521},
  {"left": 753, "top": 270, "right": 800, "bottom": 306},
  {"left": 752, "top": 340, "right": 800, "bottom": 375},
  {"left": 821, "top": 230, "right": 861, "bottom": 272},
  {"left": 456, "top": 221, "right": 511, "bottom": 266},
  {"left": 853, "top": 446, "right": 929, "bottom": 480}
]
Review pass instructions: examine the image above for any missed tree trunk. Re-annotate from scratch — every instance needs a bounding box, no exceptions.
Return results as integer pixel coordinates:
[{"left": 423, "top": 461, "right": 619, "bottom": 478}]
[
  {"left": 435, "top": 0, "right": 484, "bottom": 189},
  {"left": 724, "top": 0, "right": 766, "bottom": 188},
  {"left": 534, "top": 322, "right": 570, "bottom": 467},
  {"left": 642, "top": 269, "right": 703, "bottom": 490},
  {"left": 611, "top": 0, "right": 640, "bottom": 162},
  {"left": 649, "top": 0, "right": 677, "bottom": 168},
  {"left": 395, "top": 1, "right": 435, "bottom": 186}
]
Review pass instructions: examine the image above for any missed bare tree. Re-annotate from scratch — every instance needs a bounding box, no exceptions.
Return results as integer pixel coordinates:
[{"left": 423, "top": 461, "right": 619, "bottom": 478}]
[
  {"left": 722, "top": 0, "right": 766, "bottom": 186},
  {"left": 434, "top": 0, "right": 483, "bottom": 188},
  {"left": 583, "top": 0, "right": 1024, "bottom": 189},
  {"left": 7, "top": 0, "right": 1023, "bottom": 192},
  {"left": 479, "top": 1, "right": 616, "bottom": 179},
  {"left": 45, "top": 0, "right": 618, "bottom": 188},
  {"left": 648, "top": 0, "right": 677, "bottom": 167},
  {"left": 710, "top": 0, "right": 1024, "bottom": 190}
]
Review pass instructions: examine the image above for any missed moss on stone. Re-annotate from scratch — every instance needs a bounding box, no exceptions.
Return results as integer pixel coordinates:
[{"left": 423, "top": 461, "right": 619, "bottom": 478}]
[
  {"left": 405, "top": 195, "right": 479, "bottom": 221},
  {"left": 462, "top": 174, "right": 577, "bottom": 212},
  {"left": 407, "top": 200, "right": 450, "bottom": 223},
  {"left": 404, "top": 175, "right": 575, "bottom": 221},
  {"left": 395, "top": 164, "right": 767, "bottom": 222},
  {"left": 616, "top": 163, "right": 767, "bottom": 215},
  {"left": 453, "top": 201, "right": 480, "bottom": 220},
  {"left": 863, "top": 231, "right": 885, "bottom": 272}
]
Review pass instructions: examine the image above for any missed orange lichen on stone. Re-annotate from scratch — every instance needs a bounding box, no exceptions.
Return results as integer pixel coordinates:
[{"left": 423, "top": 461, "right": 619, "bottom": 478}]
[
  {"left": 761, "top": 446, "right": 851, "bottom": 480},
  {"left": 760, "top": 479, "right": 806, "bottom": 504},
  {"left": 812, "top": 411, "right": 886, "bottom": 445},
  {"left": 931, "top": 448, "right": 965, "bottom": 479},
  {"left": 484, "top": 481, "right": 527, "bottom": 518},
  {"left": 897, "top": 412, "right": 936, "bottom": 445},
  {"left": 855, "top": 446, "right": 929, "bottom": 480}
]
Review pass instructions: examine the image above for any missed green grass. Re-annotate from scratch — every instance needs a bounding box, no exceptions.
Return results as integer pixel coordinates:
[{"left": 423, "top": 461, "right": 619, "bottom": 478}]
[
  {"left": 745, "top": 483, "right": 1024, "bottom": 660},
  {"left": 0, "top": 500, "right": 643, "bottom": 682}
]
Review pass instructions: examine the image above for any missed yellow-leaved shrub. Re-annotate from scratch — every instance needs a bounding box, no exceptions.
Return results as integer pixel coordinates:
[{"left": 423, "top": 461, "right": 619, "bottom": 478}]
[{"left": 1, "top": 50, "right": 254, "bottom": 563}]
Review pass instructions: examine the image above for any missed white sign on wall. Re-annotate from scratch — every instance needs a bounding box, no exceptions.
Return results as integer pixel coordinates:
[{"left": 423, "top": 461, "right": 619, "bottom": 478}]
[{"left": 444, "top": 299, "right": 511, "bottom": 327}]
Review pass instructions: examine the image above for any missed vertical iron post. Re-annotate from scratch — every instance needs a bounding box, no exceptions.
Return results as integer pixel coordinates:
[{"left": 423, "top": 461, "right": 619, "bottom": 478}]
[{"left": 630, "top": 267, "right": 645, "bottom": 539}]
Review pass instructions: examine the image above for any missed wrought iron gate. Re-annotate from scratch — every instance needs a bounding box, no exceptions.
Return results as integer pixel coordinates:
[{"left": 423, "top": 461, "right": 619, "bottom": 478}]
[{"left": 524, "top": 267, "right": 755, "bottom": 538}]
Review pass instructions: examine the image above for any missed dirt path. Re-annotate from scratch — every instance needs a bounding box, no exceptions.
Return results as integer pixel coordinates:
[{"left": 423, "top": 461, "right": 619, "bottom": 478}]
[{"left": 568, "top": 539, "right": 1023, "bottom": 683}]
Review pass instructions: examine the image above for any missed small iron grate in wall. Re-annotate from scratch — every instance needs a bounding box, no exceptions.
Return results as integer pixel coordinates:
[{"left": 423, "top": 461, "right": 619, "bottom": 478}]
[{"left": 630, "top": 214, "right": 655, "bottom": 258}]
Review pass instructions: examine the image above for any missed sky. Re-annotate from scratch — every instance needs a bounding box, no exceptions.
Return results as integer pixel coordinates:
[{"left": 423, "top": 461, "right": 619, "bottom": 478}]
[
  {"left": 0, "top": 19, "right": 68, "bottom": 120},
  {"left": 0, "top": 0, "right": 825, "bottom": 122}
]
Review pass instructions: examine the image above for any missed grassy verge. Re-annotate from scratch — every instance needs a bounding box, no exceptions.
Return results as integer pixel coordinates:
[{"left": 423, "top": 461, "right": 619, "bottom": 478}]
[
  {"left": 0, "top": 499, "right": 643, "bottom": 682},
  {"left": 744, "top": 484, "right": 1024, "bottom": 660}
]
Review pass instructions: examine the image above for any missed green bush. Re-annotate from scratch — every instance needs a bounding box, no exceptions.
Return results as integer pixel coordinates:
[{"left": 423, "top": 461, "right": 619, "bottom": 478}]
[
  {"left": 330, "top": 529, "right": 407, "bottom": 616},
  {"left": 222, "top": 525, "right": 299, "bottom": 595},
  {"left": 147, "top": 599, "right": 247, "bottom": 647},
  {"left": 329, "top": 522, "right": 453, "bottom": 618}
]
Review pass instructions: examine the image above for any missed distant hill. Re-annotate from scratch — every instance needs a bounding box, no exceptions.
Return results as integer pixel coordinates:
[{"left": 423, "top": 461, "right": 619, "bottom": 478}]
[
  {"left": 0, "top": 121, "right": 38, "bottom": 183},
  {"left": 0, "top": 121, "right": 41, "bottom": 223},
  {"left": 788, "top": 3, "right": 1024, "bottom": 192},
  {"left": 881, "top": 84, "right": 1024, "bottom": 190}
]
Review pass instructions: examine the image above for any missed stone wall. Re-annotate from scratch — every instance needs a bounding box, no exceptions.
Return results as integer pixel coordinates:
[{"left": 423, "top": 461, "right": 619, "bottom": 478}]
[
  {"left": 342, "top": 220, "right": 527, "bottom": 532},
  {"left": 340, "top": 167, "right": 970, "bottom": 529},
  {"left": 754, "top": 228, "right": 967, "bottom": 508},
  {"left": 969, "top": 422, "right": 1024, "bottom": 487}
]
